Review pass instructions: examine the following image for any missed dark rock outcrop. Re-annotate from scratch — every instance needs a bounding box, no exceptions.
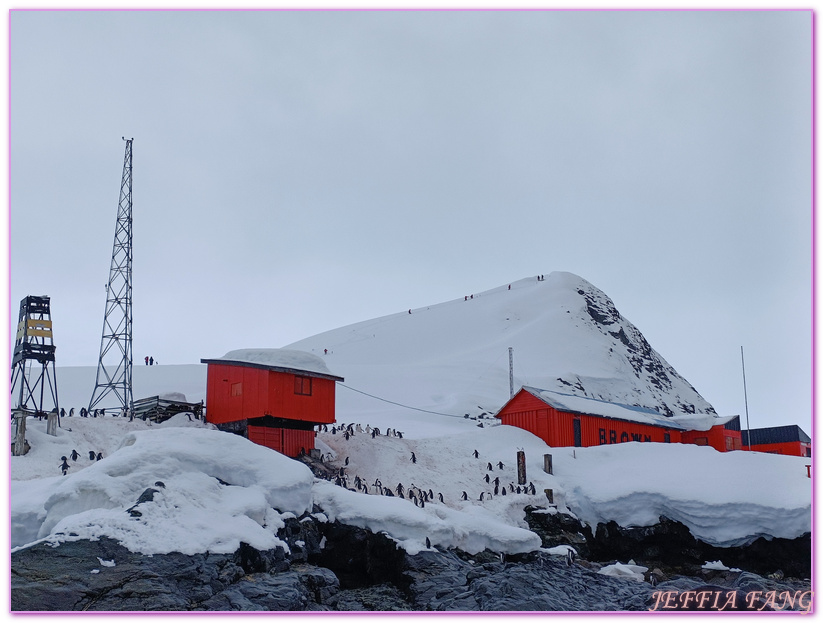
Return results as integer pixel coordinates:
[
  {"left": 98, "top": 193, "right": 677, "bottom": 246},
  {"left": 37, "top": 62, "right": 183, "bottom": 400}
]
[
  {"left": 11, "top": 511, "right": 811, "bottom": 612},
  {"left": 524, "top": 507, "right": 811, "bottom": 579}
]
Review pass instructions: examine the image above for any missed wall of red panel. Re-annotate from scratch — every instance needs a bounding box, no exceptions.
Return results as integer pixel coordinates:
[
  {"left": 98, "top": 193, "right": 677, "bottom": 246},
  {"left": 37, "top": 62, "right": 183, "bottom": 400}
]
[
  {"left": 745, "top": 441, "right": 810, "bottom": 457},
  {"left": 205, "top": 362, "right": 337, "bottom": 425},
  {"left": 247, "top": 426, "right": 315, "bottom": 458}
]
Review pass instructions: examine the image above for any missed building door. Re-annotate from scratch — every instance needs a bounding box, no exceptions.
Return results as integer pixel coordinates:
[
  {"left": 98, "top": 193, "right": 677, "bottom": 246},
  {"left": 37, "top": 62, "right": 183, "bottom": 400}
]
[{"left": 573, "top": 418, "right": 582, "bottom": 447}]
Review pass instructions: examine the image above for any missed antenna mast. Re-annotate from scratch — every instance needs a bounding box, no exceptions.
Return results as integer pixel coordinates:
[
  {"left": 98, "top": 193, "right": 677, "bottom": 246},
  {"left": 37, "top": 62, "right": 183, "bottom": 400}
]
[
  {"left": 89, "top": 138, "right": 134, "bottom": 415},
  {"left": 741, "top": 345, "right": 751, "bottom": 451},
  {"left": 509, "top": 347, "right": 514, "bottom": 398}
]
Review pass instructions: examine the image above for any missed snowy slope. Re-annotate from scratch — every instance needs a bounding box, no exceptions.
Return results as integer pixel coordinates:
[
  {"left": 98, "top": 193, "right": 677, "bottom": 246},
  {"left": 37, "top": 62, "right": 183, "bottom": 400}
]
[{"left": 287, "top": 272, "right": 717, "bottom": 427}]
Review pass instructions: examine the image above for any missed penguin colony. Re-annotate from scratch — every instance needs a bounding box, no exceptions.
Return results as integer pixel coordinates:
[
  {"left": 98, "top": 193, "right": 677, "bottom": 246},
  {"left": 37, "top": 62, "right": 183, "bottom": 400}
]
[{"left": 314, "top": 424, "right": 539, "bottom": 511}]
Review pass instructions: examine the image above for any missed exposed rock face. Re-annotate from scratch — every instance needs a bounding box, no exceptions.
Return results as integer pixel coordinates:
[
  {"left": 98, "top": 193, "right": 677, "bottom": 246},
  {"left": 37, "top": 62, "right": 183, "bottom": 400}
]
[
  {"left": 524, "top": 507, "right": 811, "bottom": 579},
  {"left": 11, "top": 511, "right": 811, "bottom": 612},
  {"left": 564, "top": 280, "right": 716, "bottom": 417}
]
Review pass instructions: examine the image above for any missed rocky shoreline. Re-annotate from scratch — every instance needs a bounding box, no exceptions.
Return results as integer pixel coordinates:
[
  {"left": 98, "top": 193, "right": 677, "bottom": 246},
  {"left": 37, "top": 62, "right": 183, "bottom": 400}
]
[{"left": 11, "top": 507, "right": 811, "bottom": 612}]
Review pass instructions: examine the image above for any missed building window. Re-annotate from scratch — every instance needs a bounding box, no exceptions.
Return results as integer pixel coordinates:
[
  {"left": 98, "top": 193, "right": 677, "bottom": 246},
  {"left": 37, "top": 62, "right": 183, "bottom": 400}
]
[
  {"left": 230, "top": 382, "right": 242, "bottom": 397},
  {"left": 294, "top": 376, "right": 312, "bottom": 396},
  {"left": 693, "top": 437, "right": 708, "bottom": 446},
  {"left": 664, "top": 433, "right": 670, "bottom": 443}
]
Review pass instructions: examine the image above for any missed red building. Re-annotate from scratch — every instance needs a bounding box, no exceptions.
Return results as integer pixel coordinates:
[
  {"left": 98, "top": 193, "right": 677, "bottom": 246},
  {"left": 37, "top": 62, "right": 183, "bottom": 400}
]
[
  {"left": 495, "top": 386, "right": 741, "bottom": 452},
  {"left": 741, "top": 425, "right": 811, "bottom": 457},
  {"left": 201, "top": 349, "right": 343, "bottom": 458}
]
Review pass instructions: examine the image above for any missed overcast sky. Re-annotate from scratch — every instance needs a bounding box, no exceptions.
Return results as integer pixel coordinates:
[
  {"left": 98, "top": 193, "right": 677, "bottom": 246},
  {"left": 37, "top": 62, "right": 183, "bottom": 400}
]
[{"left": 9, "top": 10, "right": 812, "bottom": 431}]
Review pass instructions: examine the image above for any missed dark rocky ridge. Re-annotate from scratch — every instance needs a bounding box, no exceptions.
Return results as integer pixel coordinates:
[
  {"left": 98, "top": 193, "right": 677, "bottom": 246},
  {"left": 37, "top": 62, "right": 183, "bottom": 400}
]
[
  {"left": 12, "top": 509, "right": 810, "bottom": 612},
  {"left": 567, "top": 282, "right": 715, "bottom": 417}
]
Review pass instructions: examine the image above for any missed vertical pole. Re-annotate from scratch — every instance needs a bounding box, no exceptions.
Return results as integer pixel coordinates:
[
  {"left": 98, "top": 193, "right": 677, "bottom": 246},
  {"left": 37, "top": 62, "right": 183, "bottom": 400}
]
[
  {"left": 12, "top": 411, "right": 27, "bottom": 456},
  {"left": 508, "top": 347, "right": 514, "bottom": 398},
  {"left": 543, "top": 453, "right": 553, "bottom": 474},
  {"left": 516, "top": 450, "right": 526, "bottom": 485},
  {"left": 741, "top": 346, "right": 751, "bottom": 451}
]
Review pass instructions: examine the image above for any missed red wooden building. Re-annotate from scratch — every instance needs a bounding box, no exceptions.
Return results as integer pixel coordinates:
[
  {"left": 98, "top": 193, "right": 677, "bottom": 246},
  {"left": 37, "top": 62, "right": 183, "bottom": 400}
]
[
  {"left": 741, "top": 425, "right": 811, "bottom": 457},
  {"left": 201, "top": 349, "right": 343, "bottom": 458},
  {"left": 495, "top": 386, "right": 742, "bottom": 452}
]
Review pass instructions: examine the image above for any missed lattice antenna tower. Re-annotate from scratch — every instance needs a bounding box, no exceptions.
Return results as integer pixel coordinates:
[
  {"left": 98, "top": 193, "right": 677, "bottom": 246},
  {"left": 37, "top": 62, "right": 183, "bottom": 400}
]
[{"left": 89, "top": 138, "right": 134, "bottom": 414}]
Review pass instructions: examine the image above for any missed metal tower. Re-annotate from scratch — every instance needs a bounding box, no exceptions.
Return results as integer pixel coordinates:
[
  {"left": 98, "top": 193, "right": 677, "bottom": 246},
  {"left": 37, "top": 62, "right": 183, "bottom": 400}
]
[
  {"left": 89, "top": 138, "right": 134, "bottom": 415},
  {"left": 10, "top": 295, "right": 60, "bottom": 415}
]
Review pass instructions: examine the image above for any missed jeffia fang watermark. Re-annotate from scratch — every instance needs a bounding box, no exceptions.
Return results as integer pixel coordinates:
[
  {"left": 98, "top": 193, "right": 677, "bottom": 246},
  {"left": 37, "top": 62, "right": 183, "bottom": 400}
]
[{"left": 649, "top": 589, "right": 813, "bottom": 612}]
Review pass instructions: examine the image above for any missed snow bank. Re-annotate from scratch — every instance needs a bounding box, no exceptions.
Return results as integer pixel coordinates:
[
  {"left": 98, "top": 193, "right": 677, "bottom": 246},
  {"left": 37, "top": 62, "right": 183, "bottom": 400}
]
[
  {"left": 12, "top": 427, "right": 314, "bottom": 555},
  {"left": 312, "top": 479, "right": 541, "bottom": 555},
  {"left": 556, "top": 441, "right": 811, "bottom": 546},
  {"left": 598, "top": 562, "right": 648, "bottom": 582}
]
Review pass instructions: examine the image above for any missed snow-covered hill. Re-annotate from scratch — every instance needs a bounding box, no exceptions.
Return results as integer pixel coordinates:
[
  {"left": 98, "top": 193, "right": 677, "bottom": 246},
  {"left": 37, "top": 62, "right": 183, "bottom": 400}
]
[{"left": 287, "top": 272, "right": 717, "bottom": 425}]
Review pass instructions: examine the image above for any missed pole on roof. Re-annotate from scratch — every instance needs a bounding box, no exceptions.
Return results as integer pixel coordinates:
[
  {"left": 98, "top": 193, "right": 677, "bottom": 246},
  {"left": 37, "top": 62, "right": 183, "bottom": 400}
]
[{"left": 741, "top": 346, "right": 751, "bottom": 451}]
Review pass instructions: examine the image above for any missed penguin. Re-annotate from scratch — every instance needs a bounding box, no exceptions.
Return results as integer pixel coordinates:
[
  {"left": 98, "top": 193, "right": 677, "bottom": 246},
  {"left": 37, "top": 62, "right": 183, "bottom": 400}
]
[
  {"left": 396, "top": 483, "right": 404, "bottom": 496},
  {"left": 420, "top": 498, "right": 425, "bottom": 508},
  {"left": 89, "top": 450, "right": 96, "bottom": 460},
  {"left": 397, "top": 431, "right": 403, "bottom": 439},
  {"left": 487, "top": 462, "right": 493, "bottom": 471},
  {"left": 438, "top": 492, "right": 444, "bottom": 503},
  {"left": 154, "top": 481, "right": 165, "bottom": 488},
  {"left": 501, "top": 488, "right": 506, "bottom": 496},
  {"left": 479, "top": 492, "right": 485, "bottom": 501},
  {"left": 425, "top": 537, "right": 431, "bottom": 549},
  {"left": 410, "top": 452, "right": 417, "bottom": 464},
  {"left": 60, "top": 408, "right": 66, "bottom": 418},
  {"left": 96, "top": 452, "right": 103, "bottom": 461},
  {"left": 494, "top": 485, "right": 499, "bottom": 495},
  {"left": 493, "top": 476, "right": 500, "bottom": 486},
  {"left": 69, "top": 408, "right": 75, "bottom": 417},
  {"left": 565, "top": 549, "right": 576, "bottom": 567},
  {"left": 428, "top": 488, "right": 433, "bottom": 499},
  {"left": 371, "top": 430, "right": 376, "bottom": 439},
  {"left": 509, "top": 483, "right": 515, "bottom": 492},
  {"left": 70, "top": 449, "right": 79, "bottom": 461},
  {"left": 497, "top": 461, "right": 504, "bottom": 469},
  {"left": 649, "top": 573, "right": 658, "bottom": 587},
  {"left": 461, "top": 491, "right": 468, "bottom": 501},
  {"left": 484, "top": 474, "right": 490, "bottom": 483},
  {"left": 473, "top": 449, "right": 479, "bottom": 459},
  {"left": 345, "top": 457, "right": 350, "bottom": 465},
  {"left": 59, "top": 457, "right": 70, "bottom": 475},
  {"left": 344, "top": 431, "right": 350, "bottom": 440},
  {"left": 516, "top": 486, "right": 521, "bottom": 494}
]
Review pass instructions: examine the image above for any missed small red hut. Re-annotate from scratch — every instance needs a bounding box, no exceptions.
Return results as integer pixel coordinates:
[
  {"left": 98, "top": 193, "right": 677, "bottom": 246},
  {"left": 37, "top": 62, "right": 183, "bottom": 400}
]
[
  {"left": 201, "top": 349, "right": 343, "bottom": 458},
  {"left": 495, "top": 386, "right": 741, "bottom": 452},
  {"left": 741, "top": 425, "right": 811, "bottom": 457}
]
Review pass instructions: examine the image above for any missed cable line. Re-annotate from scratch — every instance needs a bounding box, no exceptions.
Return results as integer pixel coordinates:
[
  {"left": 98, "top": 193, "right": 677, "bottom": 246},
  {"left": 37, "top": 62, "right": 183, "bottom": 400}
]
[{"left": 337, "top": 382, "right": 466, "bottom": 418}]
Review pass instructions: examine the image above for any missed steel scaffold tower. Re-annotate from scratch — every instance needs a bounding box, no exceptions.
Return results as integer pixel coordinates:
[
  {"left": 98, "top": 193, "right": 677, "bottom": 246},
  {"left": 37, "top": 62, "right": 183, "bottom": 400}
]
[
  {"left": 89, "top": 138, "right": 134, "bottom": 415},
  {"left": 10, "top": 295, "right": 60, "bottom": 413},
  {"left": 10, "top": 295, "right": 61, "bottom": 453}
]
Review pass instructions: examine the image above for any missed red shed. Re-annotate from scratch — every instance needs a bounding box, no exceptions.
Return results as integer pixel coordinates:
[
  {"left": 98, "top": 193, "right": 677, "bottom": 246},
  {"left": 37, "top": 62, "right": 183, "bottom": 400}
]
[
  {"left": 496, "top": 386, "right": 740, "bottom": 452},
  {"left": 741, "top": 425, "right": 811, "bottom": 457},
  {"left": 201, "top": 348, "right": 344, "bottom": 458}
]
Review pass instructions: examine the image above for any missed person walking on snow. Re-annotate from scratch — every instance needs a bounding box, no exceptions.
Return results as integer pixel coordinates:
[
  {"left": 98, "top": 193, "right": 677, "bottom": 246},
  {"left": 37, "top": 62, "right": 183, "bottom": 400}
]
[{"left": 145, "top": 356, "right": 149, "bottom": 365}]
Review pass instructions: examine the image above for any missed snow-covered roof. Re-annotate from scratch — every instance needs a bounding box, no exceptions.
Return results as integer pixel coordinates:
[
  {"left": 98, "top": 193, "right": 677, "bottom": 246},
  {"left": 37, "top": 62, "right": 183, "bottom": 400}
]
[
  {"left": 200, "top": 348, "right": 344, "bottom": 382},
  {"left": 512, "top": 387, "right": 728, "bottom": 432}
]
